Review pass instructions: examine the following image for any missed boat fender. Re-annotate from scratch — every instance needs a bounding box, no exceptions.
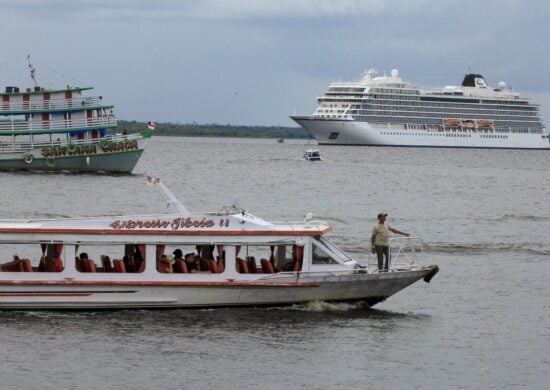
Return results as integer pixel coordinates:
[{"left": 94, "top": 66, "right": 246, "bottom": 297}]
[
  {"left": 423, "top": 265, "right": 439, "bottom": 283},
  {"left": 46, "top": 157, "right": 56, "bottom": 168},
  {"left": 24, "top": 154, "right": 33, "bottom": 164},
  {"left": 86, "top": 156, "right": 91, "bottom": 166},
  {"left": 67, "top": 143, "right": 76, "bottom": 153}
]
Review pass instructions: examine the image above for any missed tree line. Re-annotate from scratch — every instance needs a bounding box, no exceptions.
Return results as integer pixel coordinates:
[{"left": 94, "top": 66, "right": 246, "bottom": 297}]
[{"left": 118, "top": 120, "right": 311, "bottom": 139}]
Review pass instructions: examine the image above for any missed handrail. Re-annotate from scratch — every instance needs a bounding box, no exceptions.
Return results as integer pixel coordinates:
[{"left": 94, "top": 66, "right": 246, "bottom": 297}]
[
  {"left": 0, "top": 96, "right": 105, "bottom": 112},
  {"left": 0, "top": 116, "right": 117, "bottom": 134},
  {"left": 389, "top": 237, "right": 423, "bottom": 266},
  {"left": 0, "top": 133, "right": 142, "bottom": 153}
]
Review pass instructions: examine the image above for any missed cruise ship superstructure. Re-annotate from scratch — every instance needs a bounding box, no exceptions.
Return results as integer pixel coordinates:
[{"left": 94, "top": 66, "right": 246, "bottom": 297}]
[{"left": 291, "top": 69, "right": 549, "bottom": 149}]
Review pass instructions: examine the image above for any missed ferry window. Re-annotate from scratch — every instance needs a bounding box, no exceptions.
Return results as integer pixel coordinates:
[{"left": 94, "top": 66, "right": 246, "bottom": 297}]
[
  {"left": 75, "top": 244, "right": 145, "bottom": 274},
  {"left": 0, "top": 243, "right": 64, "bottom": 272},
  {"left": 161, "top": 244, "right": 222, "bottom": 274},
  {"left": 312, "top": 242, "right": 338, "bottom": 265},
  {"left": 314, "top": 236, "right": 354, "bottom": 263},
  {"left": 328, "top": 132, "right": 339, "bottom": 139},
  {"left": 234, "top": 244, "right": 291, "bottom": 274}
]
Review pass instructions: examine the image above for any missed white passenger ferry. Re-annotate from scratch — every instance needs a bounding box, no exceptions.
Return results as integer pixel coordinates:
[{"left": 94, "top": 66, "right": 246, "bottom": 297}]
[
  {"left": 0, "top": 181, "right": 437, "bottom": 310},
  {"left": 292, "top": 69, "right": 549, "bottom": 149}
]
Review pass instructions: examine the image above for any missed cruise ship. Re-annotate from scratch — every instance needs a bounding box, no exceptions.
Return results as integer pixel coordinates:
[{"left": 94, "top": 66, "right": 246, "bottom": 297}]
[{"left": 291, "top": 69, "right": 549, "bottom": 149}]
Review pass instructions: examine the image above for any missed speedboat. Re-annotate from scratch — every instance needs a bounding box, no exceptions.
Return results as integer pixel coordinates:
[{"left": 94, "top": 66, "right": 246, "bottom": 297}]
[{"left": 303, "top": 149, "right": 322, "bottom": 161}]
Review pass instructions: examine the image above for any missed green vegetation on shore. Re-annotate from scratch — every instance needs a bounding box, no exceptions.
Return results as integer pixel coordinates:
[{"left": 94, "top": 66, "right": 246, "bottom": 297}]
[{"left": 118, "top": 120, "right": 311, "bottom": 139}]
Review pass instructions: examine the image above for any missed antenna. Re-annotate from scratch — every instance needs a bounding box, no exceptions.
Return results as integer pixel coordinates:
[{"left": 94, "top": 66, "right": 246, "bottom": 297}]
[{"left": 27, "top": 54, "right": 38, "bottom": 87}]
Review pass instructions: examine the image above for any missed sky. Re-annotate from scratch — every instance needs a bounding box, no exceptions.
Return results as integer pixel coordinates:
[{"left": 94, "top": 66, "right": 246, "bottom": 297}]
[{"left": 1, "top": 0, "right": 549, "bottom": 126}]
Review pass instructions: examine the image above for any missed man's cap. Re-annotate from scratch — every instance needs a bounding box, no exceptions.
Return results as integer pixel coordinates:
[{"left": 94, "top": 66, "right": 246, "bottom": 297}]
[
  {"left": 173, "top": 249, "right": 183, "bottom": 257},
  {"left": 377, "top": 212, "right": 388, "bottom": 219}
]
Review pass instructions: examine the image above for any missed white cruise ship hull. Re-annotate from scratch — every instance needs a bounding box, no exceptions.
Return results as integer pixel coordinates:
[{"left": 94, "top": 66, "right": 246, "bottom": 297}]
[{"left": 292, "top": 117, "right": 550, "bottom": 149}]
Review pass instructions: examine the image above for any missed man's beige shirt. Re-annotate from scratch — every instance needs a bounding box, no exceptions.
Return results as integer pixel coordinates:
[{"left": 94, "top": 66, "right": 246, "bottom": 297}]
[{"left": 372, "top": 222, "right": 392, "bottom": 246}]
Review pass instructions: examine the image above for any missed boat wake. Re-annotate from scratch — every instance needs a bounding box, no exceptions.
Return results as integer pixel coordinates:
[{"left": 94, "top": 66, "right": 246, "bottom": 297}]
[
  {"left": 278, "top": 300, "right": 368, "bottom": 312},
  {"left": 425, "top": 242, "right": 550, "bottom": 256}
]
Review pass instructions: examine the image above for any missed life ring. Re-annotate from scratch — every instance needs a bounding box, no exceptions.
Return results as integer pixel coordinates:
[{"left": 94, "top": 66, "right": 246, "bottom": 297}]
[
  {"left": 24, "top": 154, "right": 33, "bottom": 164},
  {"left": 46, "top": 157, "right": 56, "bottom": 168},
  {"left": 67, "top": 143, "right": 76, "bottom": 153}
]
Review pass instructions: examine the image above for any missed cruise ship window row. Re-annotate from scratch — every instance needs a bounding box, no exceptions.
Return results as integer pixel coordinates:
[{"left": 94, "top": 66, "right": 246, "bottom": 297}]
[
  {"left": 362, "top": 98, "right": 537, "bottom": 110},
  {"left": 364, "top": 97, "right": 535, "bottom": 109},
  {"left": 356, "top": 109, "right": 541, "bottom": 122},
  {"left": 361, "top": 106, "right": 538, "bottom": 117},
  {"left": 356, "top": 116, "right": 541, "bottom": 131},
  {"left": 380, "top": 131, "right": 473, "bottom": 138},
  {"left": 366, "top": 94, "right": 531, "bottom": 106},
  {"left": 359, "top": 115, "right": 542, "bottom": 128},
  {"left": 320, "top": 96, "right": 536, "bottom": 111},
  {"left": 367, "top": 91, "right": 531, "bottom": 105}
]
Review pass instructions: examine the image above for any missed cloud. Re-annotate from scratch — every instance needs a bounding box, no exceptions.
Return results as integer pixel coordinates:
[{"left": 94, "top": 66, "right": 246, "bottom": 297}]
[{"left": 0, "top": 0, "right": 412, "bottom": 21}]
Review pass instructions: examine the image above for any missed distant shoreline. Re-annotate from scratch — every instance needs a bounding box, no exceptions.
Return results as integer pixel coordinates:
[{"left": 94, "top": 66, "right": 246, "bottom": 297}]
[{"left": 118, "top": 120, "right": 311, "bottom": 139}]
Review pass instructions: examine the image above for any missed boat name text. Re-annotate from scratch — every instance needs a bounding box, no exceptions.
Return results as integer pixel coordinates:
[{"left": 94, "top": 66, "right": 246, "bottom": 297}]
[{"left": 110, "top": 217, "right": 230, "bottom": 230}]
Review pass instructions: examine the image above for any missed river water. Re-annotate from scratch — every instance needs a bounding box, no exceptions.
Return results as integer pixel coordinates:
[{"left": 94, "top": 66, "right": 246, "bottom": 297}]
[{"left": 0, "top": 137, "right": 548, "bottom": 389}]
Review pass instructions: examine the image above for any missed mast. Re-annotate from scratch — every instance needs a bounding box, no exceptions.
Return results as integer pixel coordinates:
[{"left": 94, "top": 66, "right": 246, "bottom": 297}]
[
  {"left": 27, "top": 54, "right": 38, "bottom": 87},
  {"left": 146, "top": 172, "right": 190, "bottom": 215}
]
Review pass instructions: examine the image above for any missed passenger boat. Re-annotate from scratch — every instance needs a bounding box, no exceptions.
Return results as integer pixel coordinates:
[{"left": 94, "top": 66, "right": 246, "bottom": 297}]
[
  {"left": 0, "top": 180, "right": 438, "bottom": 310},
  {"left": 303, "top": 149, "right": 322, "bottom": 161},
  {"left": 0, "top": 58, "right": 149, "bottom": 173}
]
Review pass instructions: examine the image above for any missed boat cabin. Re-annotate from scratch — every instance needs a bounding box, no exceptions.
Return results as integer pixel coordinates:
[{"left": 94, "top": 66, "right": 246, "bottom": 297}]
[{"left": 0, "top": 213, "right": 358, "bottom": 282}]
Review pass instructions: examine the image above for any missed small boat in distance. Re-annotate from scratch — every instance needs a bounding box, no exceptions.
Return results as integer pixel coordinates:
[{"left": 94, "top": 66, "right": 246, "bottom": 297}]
[
  {"left": 0, "top": 57, "right": 149, "bottom": 173},
  {"left": 277, "top": 138, "right": 284, "bottom": 143},
  {"left": 0, "top": 179, "right": 438, "bottom": 310},
  {"left": 303, "top": 149, "right": 322, "bottom": 161}
]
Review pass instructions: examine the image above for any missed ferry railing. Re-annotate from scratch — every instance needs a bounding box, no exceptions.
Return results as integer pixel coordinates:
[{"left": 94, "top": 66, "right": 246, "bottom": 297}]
[
  {"left": 389, "top": 237, "right": 423, "bottom": 268},
  {"left": 0, "top": 97, "right": 103, "bottom": 112},
  {"left": 0, "top": 133, "right": 142, "bottom": 153},
  {"left": 0, "top": 116, "right": 117, "bottom": 134},
  {"left": 366, "top": 236, "right": 423, "bottom": 269}
]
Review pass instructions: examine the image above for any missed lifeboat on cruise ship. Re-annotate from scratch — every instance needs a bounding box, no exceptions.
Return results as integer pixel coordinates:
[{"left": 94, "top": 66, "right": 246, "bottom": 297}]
[
  {"left": 477, "top": 119, "right": 494, "bottom": 128},
  {"left": 462, "top": 120, "right": 475, "bottom": 128},
  {"left": 444, "top": 118, "right": 461, "bottom": 127}
]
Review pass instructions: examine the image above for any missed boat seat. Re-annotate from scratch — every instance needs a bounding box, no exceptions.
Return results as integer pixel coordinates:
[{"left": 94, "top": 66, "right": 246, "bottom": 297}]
[
  {"left": 83, "top": 259, "right": 97, "bottom": 273},
  {"left": 0, "top": 260, "right": 21, "bottom": 272},
  {"left": 137, "top": 259, "right": 146, "bottom": 273},
  {"left": 101, "top": 255, "right": 115, "bottom": 272},
  {"left": 113, "top": 259, "right": 126, "bottom": 273},
  {"left": 20, "top": 259, "right": 33, "bottom": 272},
  {"left": 124, "top": 256, "right": 136, "bottom": 273},
  {"left": 54, "top": 258, "right": 64, "bottom": 272},
  {"left": 38, "top": 256, "right": 47, "bottom": 272},
  {"left": 247, "top": 257, "right": 258, "bottom": 274},
  {"left": 237, "top": 258, "right": 249, "bottom": 274},
  {"left": 261, "top": 259, "right": 275, "bottom": 274},
  {"left": 206, "top": 259, "right": 218, "bottom": 274},
  {"left": 175, "top": 259, "right": 188, "bottom": 273},
  {"left": 217, "top": 258, "right": 225, "bottom": 273}
]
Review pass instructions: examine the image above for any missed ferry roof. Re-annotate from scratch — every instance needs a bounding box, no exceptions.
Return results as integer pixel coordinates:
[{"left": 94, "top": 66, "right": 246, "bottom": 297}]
[
  {"left": 0, "top": 86, "right": 94, "bottom": 96},
  {"left": 0, "top": 212, "right": 332, "bottom": 242}
]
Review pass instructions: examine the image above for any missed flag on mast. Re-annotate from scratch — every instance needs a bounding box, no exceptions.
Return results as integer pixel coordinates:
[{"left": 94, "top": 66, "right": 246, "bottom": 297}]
[
  {"left": 147, "top": 121, "right": 156, "bottom": 130},
  {"left": 145, "top": 171, "right": 160, "bottom": 185}
]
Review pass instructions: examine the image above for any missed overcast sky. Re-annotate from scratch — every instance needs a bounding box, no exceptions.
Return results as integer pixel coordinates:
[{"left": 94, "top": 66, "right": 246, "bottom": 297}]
[{"left": 1, "top": 0, "right": 549, "bottom": 126}]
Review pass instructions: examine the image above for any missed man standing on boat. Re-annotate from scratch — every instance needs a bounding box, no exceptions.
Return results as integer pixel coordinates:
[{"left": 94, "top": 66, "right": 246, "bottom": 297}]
[{"left": 371, "top": 213, "right": 410, "bottom": 272}]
